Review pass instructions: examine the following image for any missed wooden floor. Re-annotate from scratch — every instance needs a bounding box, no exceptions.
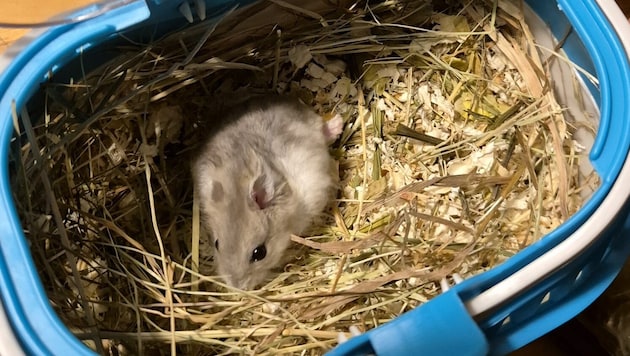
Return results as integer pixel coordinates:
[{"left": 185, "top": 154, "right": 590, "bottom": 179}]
[
  {"left": 0, "top": 0, "right": 92, "bottom": 53},
  {"left": 1, "top": 1, "right": 630, "bottom": 355},
  {"left": 0, "top": 0, "right": 94, "bottom": 25}
]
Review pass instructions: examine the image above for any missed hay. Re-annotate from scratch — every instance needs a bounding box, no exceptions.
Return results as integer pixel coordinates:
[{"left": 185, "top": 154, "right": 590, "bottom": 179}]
[{"left": 10, "top": 0, "right": 599, "bottom": 354}]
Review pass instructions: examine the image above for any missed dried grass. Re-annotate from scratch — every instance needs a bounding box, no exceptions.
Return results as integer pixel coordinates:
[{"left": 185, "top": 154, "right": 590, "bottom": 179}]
[{"left": 10, "top": 0, "right": 598, "bottom": 354}]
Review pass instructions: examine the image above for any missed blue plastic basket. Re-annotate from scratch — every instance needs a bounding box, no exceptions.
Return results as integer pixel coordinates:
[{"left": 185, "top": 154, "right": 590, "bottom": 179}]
[{"left": 1, "top": 1, "right": 630, "bottom": 355}]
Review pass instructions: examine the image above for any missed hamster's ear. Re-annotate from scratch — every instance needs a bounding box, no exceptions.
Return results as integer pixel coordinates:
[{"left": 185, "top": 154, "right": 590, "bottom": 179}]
[
  {"left": 199, "top": 178, "right": 224, "bottom": 204},
  {"left": 322, "top": 113, "right": 343, "bottom": 144},
  {"left": 251, "top": 173, "right": 275, "bottom": 209}
]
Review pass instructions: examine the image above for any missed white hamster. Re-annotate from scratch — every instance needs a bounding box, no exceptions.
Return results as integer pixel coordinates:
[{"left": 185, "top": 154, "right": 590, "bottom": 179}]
[{"left": 192, "top": 96, "right": 342, "bottom": 289}]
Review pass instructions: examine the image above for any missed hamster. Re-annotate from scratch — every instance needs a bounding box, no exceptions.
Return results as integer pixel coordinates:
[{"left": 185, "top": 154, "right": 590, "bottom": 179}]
[{"left": 192, "top": 96, "right": 343, "bottom": 290}]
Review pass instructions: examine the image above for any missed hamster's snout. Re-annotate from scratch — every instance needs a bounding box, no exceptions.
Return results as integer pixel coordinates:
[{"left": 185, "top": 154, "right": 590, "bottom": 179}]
[{"left": 225, "top": 273, "right": 257, "bottom": 290}]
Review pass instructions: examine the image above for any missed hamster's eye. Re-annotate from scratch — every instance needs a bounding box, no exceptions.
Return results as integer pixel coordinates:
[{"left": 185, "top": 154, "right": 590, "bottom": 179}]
[
  {"left": 250, "top": 244, "right": 267, "bottom": 262},
  {"left": 214, "top": 240, "right": 219, "bottom": 251}
]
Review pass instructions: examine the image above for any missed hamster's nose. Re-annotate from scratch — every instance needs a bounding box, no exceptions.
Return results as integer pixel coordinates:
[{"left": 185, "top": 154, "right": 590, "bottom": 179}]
[
  {"left": 235, "top": 279, "right": 254, "bottom": 290},
  {"left": 227, "top": 274, "right": 253, "bottom": 290}
]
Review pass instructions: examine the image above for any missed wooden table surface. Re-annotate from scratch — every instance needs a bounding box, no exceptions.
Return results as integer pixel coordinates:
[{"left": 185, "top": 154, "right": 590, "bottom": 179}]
[
  {"left": 0, "top": 0, "right": 93, "bottom": 52},
  {"left": 1, "top": 1, "right": 629, "bottom": 355}
]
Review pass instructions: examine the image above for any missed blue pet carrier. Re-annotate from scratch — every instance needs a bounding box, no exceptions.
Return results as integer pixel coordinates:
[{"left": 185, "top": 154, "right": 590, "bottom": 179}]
[{"left": 0, "top": 1, "right": 629, "bottom": 355}]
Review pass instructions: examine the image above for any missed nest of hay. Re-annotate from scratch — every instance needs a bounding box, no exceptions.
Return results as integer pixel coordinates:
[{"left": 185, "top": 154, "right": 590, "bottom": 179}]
[{"left": 10, "top": 0, "right": 599, "bottom": 354}]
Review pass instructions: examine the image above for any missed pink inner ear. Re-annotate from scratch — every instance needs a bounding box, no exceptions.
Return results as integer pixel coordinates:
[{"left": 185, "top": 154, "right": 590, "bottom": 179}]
[
  {"left": 322, "top": 113, "right": 343, "bottom": 143},
  {"left": 251, "top": 176, "right": 270, "bottom": 209},
  {"left": 252, "top": 190, "right": 267, "bottom": 209}
]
